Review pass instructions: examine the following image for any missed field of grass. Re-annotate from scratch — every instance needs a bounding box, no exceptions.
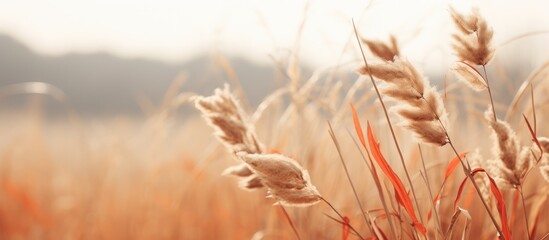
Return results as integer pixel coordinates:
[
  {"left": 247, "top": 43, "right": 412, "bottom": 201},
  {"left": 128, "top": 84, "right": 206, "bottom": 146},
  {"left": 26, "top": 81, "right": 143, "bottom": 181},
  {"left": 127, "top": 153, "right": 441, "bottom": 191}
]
[{"left": 1, "top": 6, "right": 549, "bottom": 240}]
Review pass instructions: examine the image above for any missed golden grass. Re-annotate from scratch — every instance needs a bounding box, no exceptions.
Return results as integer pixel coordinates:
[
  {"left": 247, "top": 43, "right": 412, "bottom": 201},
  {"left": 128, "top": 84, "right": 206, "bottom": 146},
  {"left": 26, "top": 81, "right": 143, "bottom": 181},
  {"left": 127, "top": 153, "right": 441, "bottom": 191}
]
[{"left": 1, "top": 5, "right": 549, "bottom": 240}]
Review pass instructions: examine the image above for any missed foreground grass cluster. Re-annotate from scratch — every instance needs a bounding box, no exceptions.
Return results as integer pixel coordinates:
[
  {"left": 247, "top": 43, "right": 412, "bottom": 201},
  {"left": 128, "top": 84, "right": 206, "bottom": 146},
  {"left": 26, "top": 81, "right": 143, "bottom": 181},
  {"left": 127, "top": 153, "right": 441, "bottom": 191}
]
[{"left": 0, "top": 6, "right": 548, "bottom": 240}]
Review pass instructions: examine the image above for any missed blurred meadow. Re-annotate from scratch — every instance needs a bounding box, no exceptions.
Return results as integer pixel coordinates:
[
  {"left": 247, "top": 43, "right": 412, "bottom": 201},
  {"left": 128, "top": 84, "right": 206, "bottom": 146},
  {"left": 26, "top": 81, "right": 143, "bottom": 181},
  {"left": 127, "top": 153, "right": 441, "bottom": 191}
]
[{"left": 1, "top": 0, "right": 549, "bottom": 239}]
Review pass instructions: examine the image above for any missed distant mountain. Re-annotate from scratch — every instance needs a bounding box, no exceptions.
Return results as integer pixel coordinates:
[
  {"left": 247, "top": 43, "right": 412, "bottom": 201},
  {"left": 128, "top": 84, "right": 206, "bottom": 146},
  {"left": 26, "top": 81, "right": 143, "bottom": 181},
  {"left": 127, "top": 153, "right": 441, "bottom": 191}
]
[{"left": 0, "top": 34, "right": 283, "bottom": 115}]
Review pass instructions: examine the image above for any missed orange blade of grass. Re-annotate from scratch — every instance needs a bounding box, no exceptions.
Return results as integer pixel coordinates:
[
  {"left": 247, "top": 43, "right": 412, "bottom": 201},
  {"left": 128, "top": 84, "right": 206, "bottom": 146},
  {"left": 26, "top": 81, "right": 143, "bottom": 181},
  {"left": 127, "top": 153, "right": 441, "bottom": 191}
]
[
  {"left": 366, "top": 122, "right": 426, "bottom": 236},
  {"left": 453, "top": 177, "right": 469, "bottom": 209},
  {"left": 351, "top": 104, "right": 366, "bottom": 148},
  {"left": 343, "top": 216, "right": 350, "bottom": 240},
  {"left": 352, "top": 105, "right": 380, "bottom": 178},
  {"left": 453, "top": 168, "right": 512, "bottom": 240},
  {"left": 428, "top": 152, "right": 467, "bottom": 221},
  {"left": 351, "top": 106, "right": 397, "bottom": 239}
]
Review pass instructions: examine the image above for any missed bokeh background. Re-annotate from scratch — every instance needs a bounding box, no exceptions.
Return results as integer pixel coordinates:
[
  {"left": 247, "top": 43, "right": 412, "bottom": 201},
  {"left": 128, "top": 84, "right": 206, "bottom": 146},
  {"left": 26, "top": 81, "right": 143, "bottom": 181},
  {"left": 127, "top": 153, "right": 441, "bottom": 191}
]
[{"left": 1, "top": 0, "right": 548, "bottom": 115}]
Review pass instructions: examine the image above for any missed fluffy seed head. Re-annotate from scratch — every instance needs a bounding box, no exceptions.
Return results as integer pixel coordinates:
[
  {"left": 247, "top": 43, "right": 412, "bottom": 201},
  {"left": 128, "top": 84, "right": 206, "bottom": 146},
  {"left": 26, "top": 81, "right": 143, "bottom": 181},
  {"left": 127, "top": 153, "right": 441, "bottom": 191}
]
[
  {"left": 485, "top": 110, "right": 531, "bottom": 187},
  {"left": 222, "top": 163, "right": 254, "bottom": 177},
  {"left": 450, "top": 7, "right": 494, "bottom": 65},
  {"left": 452, "top": 61, "right": 487, "bottom": 91},
  {"left": 402, "top": 119, "right": 448, "bottom": 146},
  {"left": 449, "top": 7, "right": 479, "bottom": 34},
  {"left": 194, "top": 85, "right": 263, "bottom": 154},
  {"left": 468, "top": 149, "right": 492, "bottom": 204},
  {"left": 358, "top": 58, "right": 449, "bottom": 146},
  {"left": 194, "top": 85, "right": 266, "bottom": 190},
  {"left": 237, "top": 152, "right": 321, "bottom": 207},
  {"left": 362, "top": 35, "right": 400, "bottom": 62},
  {"left": 485, "top": 110, "right": 520, "bottom": 171}
]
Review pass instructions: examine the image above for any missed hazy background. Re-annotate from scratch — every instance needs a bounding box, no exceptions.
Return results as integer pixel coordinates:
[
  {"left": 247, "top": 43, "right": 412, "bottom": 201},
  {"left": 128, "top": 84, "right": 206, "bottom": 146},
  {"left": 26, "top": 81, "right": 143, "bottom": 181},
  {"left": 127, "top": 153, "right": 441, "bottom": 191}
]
[{"left": 1, "top": 0, "right": 548, "bottom": 116}]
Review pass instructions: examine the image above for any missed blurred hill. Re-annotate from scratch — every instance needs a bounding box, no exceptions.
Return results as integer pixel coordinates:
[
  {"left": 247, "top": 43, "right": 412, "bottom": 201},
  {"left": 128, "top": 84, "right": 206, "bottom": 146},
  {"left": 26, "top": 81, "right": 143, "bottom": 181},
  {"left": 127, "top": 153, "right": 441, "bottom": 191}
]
[{"left": 0, "top": 33, "right": 282, "bottom": 116}]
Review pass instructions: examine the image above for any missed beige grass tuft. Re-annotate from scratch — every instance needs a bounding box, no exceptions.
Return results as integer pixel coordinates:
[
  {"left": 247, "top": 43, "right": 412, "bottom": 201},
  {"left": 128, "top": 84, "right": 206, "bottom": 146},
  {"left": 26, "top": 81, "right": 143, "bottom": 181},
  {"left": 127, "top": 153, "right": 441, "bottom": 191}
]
[
  {"left": 485, "top": 110, "right": 531, "bottom": 187},
  {"left": 237, "top": 152, "right": 321, "bottom": 207},
  {"left": 194, "top": 85, "right": 263, "bottom": 154},
  {"left": 358, "top": 58, "right": 449, "bottom": 146},
  {"left": 468, "top": 149, "right": 492, "bottom": 204},
  {"left": 450, "top": 7, "right": 494, "bottom": 65},
  {"left": 452, "top": 61, "right": 487, "bottom": 91},
  {"left": 362, "top": 35, "right": 400, "bottom": 62},
  {"left": 194, "top": 85, "right": 265, "bottom": 190}
]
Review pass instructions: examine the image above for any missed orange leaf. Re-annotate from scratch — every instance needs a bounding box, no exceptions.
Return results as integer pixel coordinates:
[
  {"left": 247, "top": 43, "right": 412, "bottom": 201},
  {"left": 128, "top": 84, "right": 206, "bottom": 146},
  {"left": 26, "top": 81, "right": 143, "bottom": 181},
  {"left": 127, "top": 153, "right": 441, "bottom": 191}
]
[
  {"left": 479, "top": 169, "right": 512, "bottom": 240},
  {"left": 453, "top": 177, "right": 469, "bottom": 209},
  {"left": 351, "top": 105, "right": 382, "bottom": 190},
  {"left": 367, "top": 122, "right": 426, "bottom": 235},
  {"left": 351, "top": 104, "right": 367, "bottom": 149},
  {"left": 445, "top": 153, "right": 465, "bottom": 178},
  {"left": 453, "top": 168, "right": 512, "bottom": 240},
  {"left": 428, "top": 152, "right": 467, "bottom": 221}
]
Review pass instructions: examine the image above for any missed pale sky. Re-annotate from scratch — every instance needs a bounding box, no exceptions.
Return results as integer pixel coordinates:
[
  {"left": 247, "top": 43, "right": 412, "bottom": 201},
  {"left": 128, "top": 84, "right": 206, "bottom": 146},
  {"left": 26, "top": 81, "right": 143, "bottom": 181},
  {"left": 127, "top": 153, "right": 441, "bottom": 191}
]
[{"left": 1, "top": 0, "right": 548, "bottom": 71}]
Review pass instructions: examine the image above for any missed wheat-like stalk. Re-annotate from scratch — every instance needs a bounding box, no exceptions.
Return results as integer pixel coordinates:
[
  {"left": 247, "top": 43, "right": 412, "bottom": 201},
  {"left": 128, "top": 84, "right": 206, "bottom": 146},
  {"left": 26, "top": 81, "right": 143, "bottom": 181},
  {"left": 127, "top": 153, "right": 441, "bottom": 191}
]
[
  {"left": 237, "top": 152, "right": 321, "bottom": 207},
  {"left": 358, "top": 58, "right": 449, "bottom": 146},
  {"left": 450, "top": 7, "right": 494, "bottom": 66},
  {"left": 361, "top": 35, "right": 399, "bottom": 62},
  {"left": 468, "top": 149, "right": 492, "bottom": 204},
  {"left": 485, "top": 110, "right": 532, "bottom": 188},
  {"left": 452, "top": 61, "right": 487, "bottom": 92},
  {"left": 194, "top": 85, "right": 265, "bottom": 190}
]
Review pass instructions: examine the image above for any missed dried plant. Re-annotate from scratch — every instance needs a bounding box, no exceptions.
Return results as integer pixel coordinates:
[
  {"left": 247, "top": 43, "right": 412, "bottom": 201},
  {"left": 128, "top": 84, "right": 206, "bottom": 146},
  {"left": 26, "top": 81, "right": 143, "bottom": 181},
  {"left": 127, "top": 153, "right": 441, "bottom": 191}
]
[
  {"left": 237, "top": 152, "right": 321, "bottom": 207},
  {"left": 362, "top": 35, "right": 399, "bottom": 62},
  {"left": 358, "top": 59, "right": 449, "bottom": 146},
  {"left": 194, "top": 85, "right": 265, "bottom": 190},
  {"left": 485, "top": 110, "right": 532, "bottom": 188},
  {"left": 194, "top": 85, "right": 263, "bottom": 154},
  {"left": 452, "top": 61, "right": 487, "bottom": 91},
  {"left": 468, "top": 149, "right": 492, "bottom": 204},
  {"left": 450, "top": 7, "right": 494, "bottom": 66},
  {"left": 449, "top": 6, "right": 500, "bottom": 125}
]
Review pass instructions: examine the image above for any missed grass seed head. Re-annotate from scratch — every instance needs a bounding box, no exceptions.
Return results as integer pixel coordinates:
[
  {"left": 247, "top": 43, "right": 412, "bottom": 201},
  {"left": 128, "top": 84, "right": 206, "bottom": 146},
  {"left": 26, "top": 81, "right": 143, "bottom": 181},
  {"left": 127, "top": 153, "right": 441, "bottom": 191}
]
[{"left": 237, "top": 152, "right": 321, "bottom": 207}]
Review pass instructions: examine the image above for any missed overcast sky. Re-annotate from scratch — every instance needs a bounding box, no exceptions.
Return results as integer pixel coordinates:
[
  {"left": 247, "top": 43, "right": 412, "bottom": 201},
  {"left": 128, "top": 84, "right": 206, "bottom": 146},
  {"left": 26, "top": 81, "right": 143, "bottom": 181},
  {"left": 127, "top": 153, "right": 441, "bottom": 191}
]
[{"left": 1, "top": 0, "right": 548, "bottom": 72}]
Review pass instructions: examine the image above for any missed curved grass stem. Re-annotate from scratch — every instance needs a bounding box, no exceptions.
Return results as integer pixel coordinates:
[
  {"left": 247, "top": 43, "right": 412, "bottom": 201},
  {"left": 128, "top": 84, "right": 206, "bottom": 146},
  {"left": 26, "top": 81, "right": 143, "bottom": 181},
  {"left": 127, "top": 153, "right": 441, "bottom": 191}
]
[
  {"left": 279, "top": 206, "right": 301, "bottom": 240},
  {"left": 352, "top": 19, "right": 425, "bottom": 232},
  {"left": 321, "top": 197, "right": 365, "bottom": 240},
  {"left": 518, "top": 186, "right": 531, "bottom": 240},
  {"left": 482, "top": 64, "right": 497, "bottom": 121}
]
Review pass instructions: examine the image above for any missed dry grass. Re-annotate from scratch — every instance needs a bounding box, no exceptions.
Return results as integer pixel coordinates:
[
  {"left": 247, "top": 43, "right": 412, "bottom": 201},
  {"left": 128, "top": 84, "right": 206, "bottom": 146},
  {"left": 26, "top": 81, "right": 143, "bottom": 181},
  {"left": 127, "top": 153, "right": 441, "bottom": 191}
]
[{"left": 1, "top": 5, "right": 549, "bottom": 240}]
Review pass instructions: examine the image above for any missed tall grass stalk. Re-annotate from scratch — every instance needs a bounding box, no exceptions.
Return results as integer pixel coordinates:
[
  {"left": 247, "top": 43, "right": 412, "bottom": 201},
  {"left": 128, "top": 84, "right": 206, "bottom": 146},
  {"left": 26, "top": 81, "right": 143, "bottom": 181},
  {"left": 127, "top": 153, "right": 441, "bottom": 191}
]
[{"left": 351, "top": 19, "right": 425, "bottom": 231}]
